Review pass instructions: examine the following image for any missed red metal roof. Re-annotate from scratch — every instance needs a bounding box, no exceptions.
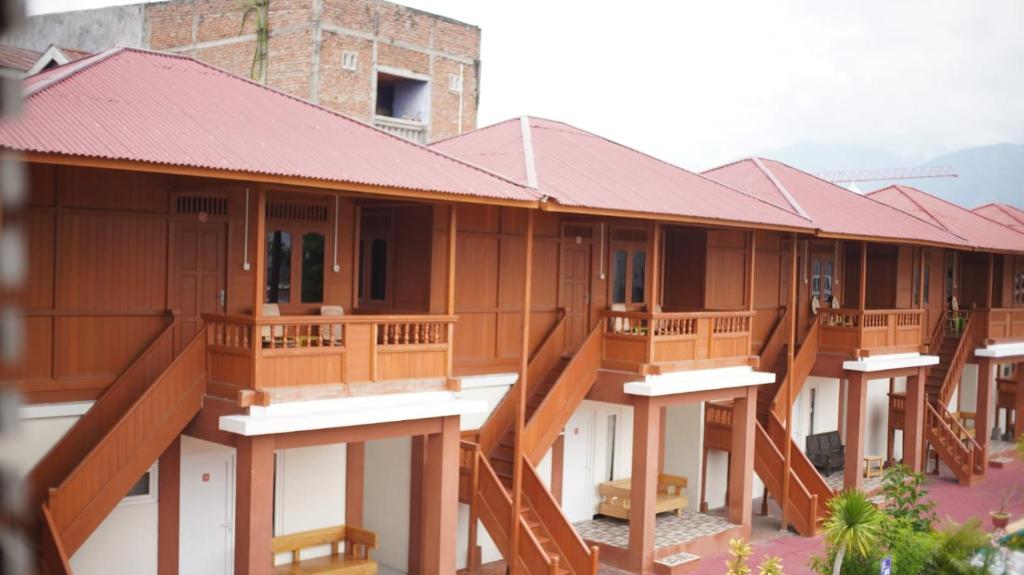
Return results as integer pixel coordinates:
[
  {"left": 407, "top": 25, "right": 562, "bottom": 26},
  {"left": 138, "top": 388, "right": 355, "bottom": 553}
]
[
  {"left": 867, "top": 185, "right": 1024, "bottom": 253},
  {"left": 973, "top": 203, "right": 1024, "bottom": 234},
  {"left": 704, "top": 158, "right": 966, "bottom": 247},
  {"left": 0, "top": 45, "right": 44, "bottom": 71},
  {"left": 432, "top": 117, "right": 813, "bottom": 230},
  {"left": 1, "top": 48, "right": 537, "bottom": 203}
]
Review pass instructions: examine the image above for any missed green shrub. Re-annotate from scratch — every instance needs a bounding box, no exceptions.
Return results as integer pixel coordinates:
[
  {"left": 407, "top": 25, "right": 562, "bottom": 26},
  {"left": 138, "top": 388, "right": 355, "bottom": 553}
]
[
  {"left": 726, "top": 538, "right": 752, "bottom": 575},
  {"left": 924, "top": 518, "right": 996, "bottom": 575},
  {"left": 880, "top": 463, "right": 935, "bottom": 531}
]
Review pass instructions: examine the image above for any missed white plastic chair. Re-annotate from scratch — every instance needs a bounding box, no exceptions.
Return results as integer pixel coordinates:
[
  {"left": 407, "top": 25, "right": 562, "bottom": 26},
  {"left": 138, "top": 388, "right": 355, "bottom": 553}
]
[{"left": 320, "top": 305, "right": 345, "bottom": 345}]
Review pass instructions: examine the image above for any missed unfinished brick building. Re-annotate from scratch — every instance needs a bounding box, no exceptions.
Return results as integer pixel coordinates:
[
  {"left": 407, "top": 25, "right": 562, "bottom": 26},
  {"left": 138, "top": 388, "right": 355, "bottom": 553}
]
[{"left": 5, "top": 0, "right": 480, "bottom": 142}]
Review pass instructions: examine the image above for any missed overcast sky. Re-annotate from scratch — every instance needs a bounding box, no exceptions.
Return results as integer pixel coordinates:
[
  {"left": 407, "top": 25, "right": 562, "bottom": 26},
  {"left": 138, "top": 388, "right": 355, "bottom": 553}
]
[{"left": 28, "top": 0, "right": 1024, "bottom": 171}]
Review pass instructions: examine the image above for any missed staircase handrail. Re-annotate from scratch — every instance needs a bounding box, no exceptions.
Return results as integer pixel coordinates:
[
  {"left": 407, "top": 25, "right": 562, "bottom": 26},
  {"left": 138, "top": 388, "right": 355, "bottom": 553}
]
[
  {"left": 758, "top": 307, "right": 789, "bottom": 371},
  {"left": 48, "top": 328, "right": 207, "bottom": 553},
  {"left": 28, "top": 311, "right": 179, "bottom": 508},
  {"left": 937, "top": 312, "right": 974, "bottom": 407},
  {"left": 754, "top": 421, "right": 818, "bottom": 534},
  {"left": 522, "top": 457, "right": 600, "bottom": 574},
  {"left": 925, "top": 402, "right": 979, "bottom": 477},
  {"left": 523, "top": 324, "right": 603, "bottom": 463},
  {"left": 765, "top": 412, "right": 832, "bottom": 511},
  {"left": 771, "top": 319, "right": 820, "bottom": 421},
  {"left": 479, "top": 311, "right": 568, "bottom": 457},
  {"left": 927, "top": 310, "right": 946, "bottom": 354}
]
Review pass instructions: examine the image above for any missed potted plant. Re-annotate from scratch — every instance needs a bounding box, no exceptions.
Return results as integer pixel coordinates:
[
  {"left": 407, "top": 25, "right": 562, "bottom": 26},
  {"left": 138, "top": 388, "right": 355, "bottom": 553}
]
[{"left": 991, "top": 488, "right": 1015, "bottom": 530}]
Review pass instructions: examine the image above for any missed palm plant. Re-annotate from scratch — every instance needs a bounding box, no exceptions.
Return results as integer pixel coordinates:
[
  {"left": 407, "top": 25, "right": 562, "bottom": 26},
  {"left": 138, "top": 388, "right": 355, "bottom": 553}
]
[
  {"left": 823, "top": 490, "right": 883, "bottom": 575},
  {"left": 725, "top": 538, "right": 753, "bottom": 575},
  {"left": 758, "top": 555, "right": 784, "bottom": 575}
]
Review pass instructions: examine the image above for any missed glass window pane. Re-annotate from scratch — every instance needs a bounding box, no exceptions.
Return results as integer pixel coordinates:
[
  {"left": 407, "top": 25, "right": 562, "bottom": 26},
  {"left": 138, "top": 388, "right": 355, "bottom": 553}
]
[
  {"left": 265, "top": 231, "right": 291, "bottom": 303},
  {"left": 612, "top": 250, "right": 627, "bottom": 303},
  {"left": 370, "top": 238, "right": 388, "bottom": 301},
  {"left": 923, "top": 263, "right": 931, "bottom": 304},
  {"left": 301, "top": 233, "right": 325, "bottom": 303},
  {"left": 824, "top": 261, "right": 833, "bottom": 297},
  {"left": 631, "top": 250, "right": 646, "bottom": 303}
]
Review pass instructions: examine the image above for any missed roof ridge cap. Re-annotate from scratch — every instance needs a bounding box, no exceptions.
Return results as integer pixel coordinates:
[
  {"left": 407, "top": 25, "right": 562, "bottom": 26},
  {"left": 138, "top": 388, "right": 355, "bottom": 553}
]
[
  {"left": 519, "top": 116, "right": 539, "bottom": 189},
  {"left": 751, "top": 157, "right": 810, "bottom": 219},
  {"left": 428, "top": 116, "right": 521, "bottom": 146},
  {"left": 23, "top": 46, "right": 124, "bottom": 98}
]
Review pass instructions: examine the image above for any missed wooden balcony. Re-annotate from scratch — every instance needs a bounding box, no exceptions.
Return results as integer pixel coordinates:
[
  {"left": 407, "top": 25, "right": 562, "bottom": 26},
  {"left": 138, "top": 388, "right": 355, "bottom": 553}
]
[
  {"left": 817, "top": 308, "right": 925, "bottom": 357},
  {"left": 601, "top": 310, "right": 755, "bottom": 373},
  {"left": 203, "top": 313, "right": 456, "bottom": 404},
  {"left": 975, "top": 307, "right": 1024, "bottom": 344}
]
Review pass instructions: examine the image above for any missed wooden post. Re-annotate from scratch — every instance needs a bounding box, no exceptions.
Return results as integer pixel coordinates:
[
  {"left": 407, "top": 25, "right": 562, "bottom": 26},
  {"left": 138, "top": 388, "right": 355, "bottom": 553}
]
[
  {"left": 729, "top": 387, "right": 757, "bottom": 537},
  {"left": 235, "top": 435, "right": 275, "bottom": 575},
  {"left": 408, "top": 436, "right": 426, "bottom": 574},
  {"left": 838, "top": 378, "right": 847, "bottom": 443},
  {"left": 844, "top": 371, "right": 868, "bottom": 491},
  {"left": 552, "top": 434, "right": 565, "bottom": 505},
  {"left": 976, "top": 357, "right": 994, "bottom": 468},
  {"left": 628, "top": 396, "right": 660, "bottom": 574},
  {"left": 699, "top": 444, "right": 709, "bottom": 513},
  {"left": 985, "top": 253, "right": 994, "bottom": 308},
  {"left": 346, "top": 442, "right": 365, "bottom": 527},
  {"left": 157, "top": 437, "right": 181, "bottom": 575},
  {"left": 859, "top": 241, "right": 867, "bottom": 311},
  {"left": 903, "top": 368, "right": 926, "bottom": 472},
  {"left": 780, "top": 234, "right": 797, "bottom": 531},
  {"left": 510, "top": 210, "right": 534, "bottom": 571},
  {"left": 649, "top": 221, "right": 661, "bottom": 309},
  {"left": 422, "top": 416, "right": 459, "bottom": 575},
  {"left": 1014, "top": 362, "right": 1024, "bottom": 441},
  {"left": 747, "top": 231, "right": 757, "bottom": 312},
  {"left": 447, "top": 205, "right": 458, "bottom": 316},
  {"left": 252, "top": 186, "right": 267, "bottom": 386}
]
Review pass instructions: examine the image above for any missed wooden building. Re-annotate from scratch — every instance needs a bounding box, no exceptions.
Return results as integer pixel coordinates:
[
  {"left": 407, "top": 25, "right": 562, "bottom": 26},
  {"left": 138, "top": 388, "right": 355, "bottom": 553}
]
[{"left": 0, "top": 50, "right": 1022, "bottom": 575}]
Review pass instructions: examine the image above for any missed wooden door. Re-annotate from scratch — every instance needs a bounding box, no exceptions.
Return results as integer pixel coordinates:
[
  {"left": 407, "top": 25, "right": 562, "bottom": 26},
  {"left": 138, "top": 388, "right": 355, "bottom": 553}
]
[
  {"left": 560, "top": 242, "right": 591, "bottom": 352},
  {"left": 172, "top": 221, "right": 227, "bottom": 352}
]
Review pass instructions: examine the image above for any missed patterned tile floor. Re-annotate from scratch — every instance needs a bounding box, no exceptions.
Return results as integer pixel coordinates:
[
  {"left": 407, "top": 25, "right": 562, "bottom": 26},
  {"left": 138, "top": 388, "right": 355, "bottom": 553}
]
[
  {"left": 573, "top": 512, "right": 739, "bottom": 550},
  {"left": 823, "top": 470, "right": 884, "bottom": 493}
]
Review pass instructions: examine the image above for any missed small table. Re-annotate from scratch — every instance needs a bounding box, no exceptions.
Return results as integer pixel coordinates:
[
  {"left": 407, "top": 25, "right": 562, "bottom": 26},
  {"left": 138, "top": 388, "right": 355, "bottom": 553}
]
[{"left": 863, "top": 455, "right": 884, "bottom": 479}]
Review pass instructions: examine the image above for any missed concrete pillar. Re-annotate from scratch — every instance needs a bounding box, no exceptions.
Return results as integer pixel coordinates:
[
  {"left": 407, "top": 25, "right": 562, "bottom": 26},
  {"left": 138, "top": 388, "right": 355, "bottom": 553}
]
[
  {"left": 976, "top": 358, "right": 994, "bottom": 468},
  {"left": 235, "top": 435, "right": 275, "bottom": 575},
  {"left": 628, "top": 397, "right": 661, "bottom": 574},
  {"left": 157, "top": 437, "right": 181, "bottom": 575},
  {"left": 844, "top": 371, "right": 868, "bottom": 491},
  {"left": 421, "top": 416, "right": 459, "bottom": 575},
  {"left": 903, "top": 368, "right": 926, "bottom": 473},
  {"left": 729, "top": 387, "right": 757, "bottom": 536}
]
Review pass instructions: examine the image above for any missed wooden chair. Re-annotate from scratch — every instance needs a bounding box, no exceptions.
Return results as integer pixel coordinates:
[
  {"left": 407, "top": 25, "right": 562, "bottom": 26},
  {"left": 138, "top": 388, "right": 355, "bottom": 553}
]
[
  {"left": 271, "top": 525, "right": 378, "bottom": 575},
  {"left": 320, "top": 305, "right": 344, "bottom": 345},
  {"left": 806, "top": 431, "right": 845, "bottom": 476},
  {"left": 609, "top": 303, "right": 630, "bottom": 334}
]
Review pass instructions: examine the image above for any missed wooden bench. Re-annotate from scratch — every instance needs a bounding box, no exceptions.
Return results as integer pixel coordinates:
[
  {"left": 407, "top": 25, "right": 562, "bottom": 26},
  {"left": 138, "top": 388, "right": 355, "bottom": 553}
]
[
  {"left": 272, "top": 525, "right": 378, "bottom": 575},
  {"left": 598, "top": 474, "right": 688, "bottom": 520}
]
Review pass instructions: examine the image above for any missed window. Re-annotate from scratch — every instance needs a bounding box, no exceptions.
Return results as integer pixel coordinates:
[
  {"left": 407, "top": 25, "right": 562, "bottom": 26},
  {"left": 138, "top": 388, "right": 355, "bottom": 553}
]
[
  {"left": 1015, "top": 270, "right": 1024, "bottom": 305},
  {"left": 448, "top": 73, "right": 463, "bottom": 93},
  {"left": 301, "top": 233, "right": 325, "bottom": 303},
  {"left": 341, "top": 51, "right": 358, "bottom": 71},
  {"left": 923, "top": 262, "right": 931, "bottom": 304},
  {"left": 375, "top": 71, "right": 429, "bottom": 122},
  {"left": 266, "top": 230, "right": 292, "bottom": 303},
  {"left": 912, "top": 257, "right": 921, "bottom": 305},
  {"left": 945, "top": 252, "right": 956, "bottom": 302},
  {"left": 369, "top": 238, "right": 388, "bottom": 301},
  {"left": 610, "top": 245, "right": 647, "bottom": 305},
  {"left": 810, "top": 256, "right": 834, "bottom": 302},
  {"left": 120, "top": 465, "right": 157, "bottom": 506}
]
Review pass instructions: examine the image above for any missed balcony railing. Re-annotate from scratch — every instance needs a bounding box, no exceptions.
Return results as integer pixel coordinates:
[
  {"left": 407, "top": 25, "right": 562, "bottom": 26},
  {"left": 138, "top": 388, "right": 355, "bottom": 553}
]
[
  {"left": 974, "top": 307, "right": 1024, "bottom": 345},
  {"left": 602, "top": 310, "right": 755, "bottom": 373},
  {"left": 202, "top": 313, "right": 455, "bottom": 403},
  {"left": 373, "top": 115, "right": 427, "bottom": 144},
  {"left": 817, "top": 308, "right": 924, "bottom": 357}
]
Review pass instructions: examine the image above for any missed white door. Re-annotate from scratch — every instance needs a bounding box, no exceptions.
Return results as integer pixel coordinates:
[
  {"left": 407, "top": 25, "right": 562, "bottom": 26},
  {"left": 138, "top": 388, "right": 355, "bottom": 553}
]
[
  {"left": 181, "top": 452, "right": 236, "bottom": 575},
  {"left": 563, "top": 410, "right": 597, "bottom": 522}
]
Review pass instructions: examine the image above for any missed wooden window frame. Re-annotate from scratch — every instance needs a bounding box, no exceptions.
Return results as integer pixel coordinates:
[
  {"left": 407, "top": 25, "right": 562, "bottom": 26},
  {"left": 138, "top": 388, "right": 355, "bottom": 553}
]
[
  {"left": 609, "top": 226, "right": 649, "bottom": 308},
  {"left": 264, "top": 196, "right": 331, "bottom": 313}
]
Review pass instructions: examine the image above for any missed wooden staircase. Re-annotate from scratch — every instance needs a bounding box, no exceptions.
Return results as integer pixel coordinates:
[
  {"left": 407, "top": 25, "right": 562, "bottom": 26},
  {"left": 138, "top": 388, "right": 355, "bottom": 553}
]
[
  {"left": 891, "top": 311, "right": 984, "bottom": 484},
  {"left": 33, "top": 320, "right": 208, "bottom": 571},
  {"left": 705, "top": 310, "right": 831, "bottom": 536},
  {"left": 460, "top": 316, "right": 601, "bottom": 574}
]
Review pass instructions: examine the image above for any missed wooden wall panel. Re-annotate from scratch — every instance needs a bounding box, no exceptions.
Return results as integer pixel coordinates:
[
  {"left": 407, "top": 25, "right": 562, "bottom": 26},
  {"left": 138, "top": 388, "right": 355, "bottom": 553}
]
[
  {"left": 895, "top": 246, "right": 914, "bottom": 309},
  {"left": 705, "top": 230, "right": 747, "bottom": 310},
  {"left": 1, "top": 210, "right": 54, "bottom": 309},
  {"left": 958, "top": 252, "right": 988, "bottom": 308},
  {"left": 57, "top": 212, "right": 168, "bottom": 310},
  {"left": 0, "top": 317, "right": 52, "bottom": 382},
  {"left": 28, "top": 163, "right": 57, "bottom": 206},
  {"left": 53, "top": 315, "right": 166, "bottom": 380},
  {"left": 429, "top": 205, "right": 451, "bottom": 314},
  {"left": 60, "top": 166, "right": 170, "bottom": 213},
  {"left": 865, "top": 244, "right": 897, "bottom": 309},
  {"left": 392, "top": 205, "right": 432, "bottom": 313},
  {"left": 662, "top": 227, "right": 705, "bottom": 311}
]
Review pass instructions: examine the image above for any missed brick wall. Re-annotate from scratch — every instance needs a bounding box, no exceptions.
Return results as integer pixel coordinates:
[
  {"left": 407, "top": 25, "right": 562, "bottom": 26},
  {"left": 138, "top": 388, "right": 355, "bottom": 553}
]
[{"left": 142, "top": 0, "right": 480, "bottom": 140}]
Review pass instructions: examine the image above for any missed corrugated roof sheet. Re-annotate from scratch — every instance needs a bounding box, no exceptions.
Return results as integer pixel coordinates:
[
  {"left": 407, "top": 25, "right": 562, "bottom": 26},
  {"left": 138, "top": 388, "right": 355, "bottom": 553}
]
[
  {"left": 703, "top": 158, "right": 966, "bottom": 246},
  {"left": 973, "top": 203, "right": 1024, "bottom": 234},
  {"left": 868, "top": 185, "right": 1024, "bottom": 253},
  {"left": 0, "top": 44, "right": 90, "bottom": 72},
  {"left": 432, "top": 117, "right": 813, "bottom": 230},
  {"left": 0, "top": 48, "right": 538, "bottom": 203}
]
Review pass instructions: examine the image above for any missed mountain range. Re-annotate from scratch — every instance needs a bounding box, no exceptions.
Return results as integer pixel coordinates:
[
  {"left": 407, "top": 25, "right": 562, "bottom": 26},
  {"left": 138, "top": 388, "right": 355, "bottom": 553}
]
[{"left": 761, "top": 142, "right": 1024, "bottom": 208}]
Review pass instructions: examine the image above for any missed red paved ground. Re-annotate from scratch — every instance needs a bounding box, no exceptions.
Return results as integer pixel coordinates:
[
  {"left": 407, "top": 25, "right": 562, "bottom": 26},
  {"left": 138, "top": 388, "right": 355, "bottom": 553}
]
[{"left": 688, "top": 458, "right": 1024, "bottom": 575}]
